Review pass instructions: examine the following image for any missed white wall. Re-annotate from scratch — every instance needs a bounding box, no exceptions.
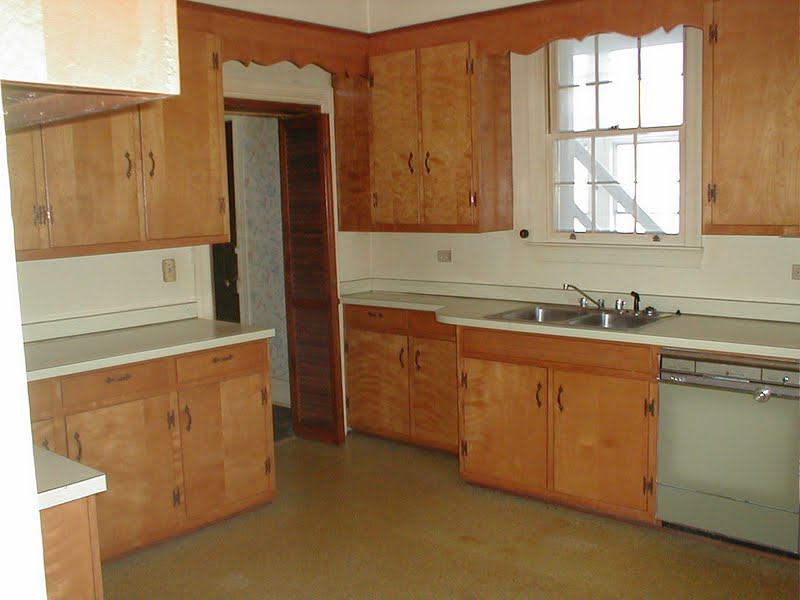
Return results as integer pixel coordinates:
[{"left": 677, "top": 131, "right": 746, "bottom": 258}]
[
  {"left": 367, "top": 0, "right": 537, "bottom": 32},
  {"left": 16, "top": 247, "right": 198, "bottom": 324},
  {"left": 197, "top": 0, "right": 368, "bottom": 31}
]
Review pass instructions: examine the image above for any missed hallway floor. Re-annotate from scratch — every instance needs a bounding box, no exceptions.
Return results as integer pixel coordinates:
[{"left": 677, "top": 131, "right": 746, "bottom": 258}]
[{"left": 103, "top": 434, "right": 798, "bottom": 599}]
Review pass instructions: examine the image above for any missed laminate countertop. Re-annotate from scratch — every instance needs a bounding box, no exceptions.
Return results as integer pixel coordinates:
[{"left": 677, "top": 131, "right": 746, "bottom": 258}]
[
  {"left": 35, "top": 445, "right": 106, "bottom": 510},
  {"left": 342, "top": 292, "right": 800, "bottom": 360},
  {"left": 25, "top": 318, "right": 275, "bottom": 381}
]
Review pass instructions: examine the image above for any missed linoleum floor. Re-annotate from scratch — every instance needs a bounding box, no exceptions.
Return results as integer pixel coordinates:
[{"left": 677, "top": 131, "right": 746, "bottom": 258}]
[{"left": 103, "top": 434, "right": 799, "bottom": 599}]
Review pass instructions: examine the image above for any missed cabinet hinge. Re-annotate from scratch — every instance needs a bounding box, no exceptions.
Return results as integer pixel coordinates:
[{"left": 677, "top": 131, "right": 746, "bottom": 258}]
[
  {"left": 261, "top": 387, "right": 267, "bottom": 406},
  {"left": 469, "top": 192, "right": 477, "bottom": 207},
  {"left": 344, "top": 339, "right": 349, "bottom": 354},
  {"left": 372, "top": 192, "right": 378, "bottom": 208},
  {"left": 212, "top": 51, "right": 220, "bottom": 69},
  {"left": 219, "top": 197, "right": 226, "bottom": 213},
  {"left": 172, "top": 487, "right": 182, "bottom": 507},
  {"left": 461, "top": 371, "right": 468, "bottom": 388},
  {"left": 167, "top": 409, "right": 176, "bottom": 429},
  {"left": 368, "top": 72, "right": 374, "bottom": 87},
  {"left": 345, "top": 395, "right": 350, "bottom": 408},
  {"left": 707, "top": 183, "right": 717, "bottom": 203},
  {"left": 45, "top": 205, "right": 53, "bottom": 224},
  {"left": 644, "top": 398, "right": 655, "bottom": 417},
  {"left": 642, "top": 476, "right": 654, "bottom": 495},
  {"left": 461, "top": 440, "right": 468, "bottom": 456},
  {"left": 265, "top": 458, "right": 272, "bottom": 476},
  {"left": 466, "top": 58, "right": 474, "bottom": 74},
  {"left": 708, "top": 24, "right": 719, "bottom": 44},
  {"left": 33, "top": 204, "right": 43, "bottom": 226}
]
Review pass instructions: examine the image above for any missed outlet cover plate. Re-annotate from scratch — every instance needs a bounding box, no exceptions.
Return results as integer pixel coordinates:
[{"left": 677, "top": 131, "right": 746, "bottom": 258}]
[
  {"left": 792, "top": 264, "right": 800, "bottom": 281},
  {"left": 162, "top": 258, "right": 177, "bottom": 283},
  {"left": 437, "top": 250, "right": 452, "bottom": 263}
]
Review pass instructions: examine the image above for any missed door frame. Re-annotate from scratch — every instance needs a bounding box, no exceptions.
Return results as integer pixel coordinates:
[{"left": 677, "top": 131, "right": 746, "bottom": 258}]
[{"left": 220, "top": 65, "right": 346, "bottom": 444}]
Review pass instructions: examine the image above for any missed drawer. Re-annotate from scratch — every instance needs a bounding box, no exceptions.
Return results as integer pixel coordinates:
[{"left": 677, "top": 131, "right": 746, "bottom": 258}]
[
  {"left": 28, "top": 379, "right": 59, "bottom": 421},
  {"left": 344, "top": 305, "right": 408, "bottom": 333},
  {"left": 409, "top": 310, "right": 454, "bottom": 340},
  {"left": 176, "top": 341, "right": 266, "bottom": 384},
  {"left": 61, "top": 359, "right": 170, "bottom": 409}
]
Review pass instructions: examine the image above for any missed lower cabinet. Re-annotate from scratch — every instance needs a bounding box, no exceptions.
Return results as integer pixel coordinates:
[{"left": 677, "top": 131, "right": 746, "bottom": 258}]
[
  {"left": 65, "top": 394, "right": 183, "bottom": 559},
  {"left": 344, "top": 305, "right": 458, "bottom": 453},
  {"left": 29, "top": 339, "right": 274, "bottom": 560},
  {"left": 459, "top": 327, "right": 658, "bottom": 522}
]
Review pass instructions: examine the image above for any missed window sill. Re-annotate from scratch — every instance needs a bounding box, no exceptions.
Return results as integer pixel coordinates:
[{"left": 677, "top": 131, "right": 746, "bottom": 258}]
[{"left": 524, "top": 240, "right": 704, "bottom": 268}]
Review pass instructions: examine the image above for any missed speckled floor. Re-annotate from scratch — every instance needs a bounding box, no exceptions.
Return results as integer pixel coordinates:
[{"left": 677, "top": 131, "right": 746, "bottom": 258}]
[{"left": 103, "top": 434, "right": 799, "bottom": 599}]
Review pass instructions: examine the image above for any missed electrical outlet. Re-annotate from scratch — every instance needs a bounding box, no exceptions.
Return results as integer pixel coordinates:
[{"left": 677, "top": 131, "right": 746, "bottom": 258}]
[
  {"left": 437, "top": 250, "right": 452, "bottom": 263},
  {"left": 162, "top": 258, "right": 177, "bottom": 283},
  {"left": 792, "top": 264, "right": 800, "bottom": 281}
]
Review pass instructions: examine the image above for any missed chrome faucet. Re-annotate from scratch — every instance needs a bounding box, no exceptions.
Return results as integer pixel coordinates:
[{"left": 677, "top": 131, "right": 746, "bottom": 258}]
[{"left": 563, "top": 283, "right": 605, "bottom": 309}]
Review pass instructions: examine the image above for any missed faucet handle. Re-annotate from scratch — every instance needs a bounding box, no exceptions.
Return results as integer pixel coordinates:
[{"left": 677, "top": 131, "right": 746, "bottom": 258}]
[
  {"left": 579, "top": 297, "right": 588, "bottom": 308},
  {"left": 615, "top": 298, "right": 626, "bottom": 311}
]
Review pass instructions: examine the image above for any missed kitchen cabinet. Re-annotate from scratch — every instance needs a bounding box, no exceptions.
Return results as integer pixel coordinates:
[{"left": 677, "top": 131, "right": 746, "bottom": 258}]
[
  {"left": 344, "top": 305, "right": 458, "bottom": 453},
  {"left": 368, "top": 42, "right": 512, "bottom": 232},
  {"left": 458, "top": 327, "right": 658, "bottom": 522},
  {"left": 140, "top": 28, "right": 228, "bottom": 241},
  {"left": 703, "top": 0, "right": 800, "bottom": 235},
  {"left": 27, "top": 339, "right": 274, "bottom": 559},
  {"left": 177, "top": 344, "right": 274, "bottom": 523},
  {"left": 6, "top": 129, "right": 48, "bottom": 251},
  {"left": 65, "top": 393, "right": 182, "bottom": 559},
  {"left": 40, "top": 495, "right": 104, "bottom": 600},
  {"left": 460, "top": 359, "right": 547, "bottom": 491}
]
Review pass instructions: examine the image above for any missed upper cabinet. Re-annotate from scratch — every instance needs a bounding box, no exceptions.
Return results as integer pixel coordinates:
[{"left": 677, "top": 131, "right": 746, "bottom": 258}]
[
  {"left": 367, "top": 42, "right": 512, "bottom": 232},
  {"left": 7, "top": 28, "right": 230, "bottom": 261},
  {"left": 703, "top": 0, "right": 800, "bottom": 236},
  {"left": 140, "top": 29, "right": 229, "bottom": 241}
]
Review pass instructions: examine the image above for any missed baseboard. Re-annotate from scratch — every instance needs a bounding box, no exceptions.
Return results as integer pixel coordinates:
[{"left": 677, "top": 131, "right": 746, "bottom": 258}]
[{"left": 271, "top": 377, "right": 291, "bottom": 408}]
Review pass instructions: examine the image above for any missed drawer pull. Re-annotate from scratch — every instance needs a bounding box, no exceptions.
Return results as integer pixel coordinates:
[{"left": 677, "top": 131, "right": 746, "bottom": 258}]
[
  {"left": 414, "top": 349, "right": 421, "bottom": 370},
  {"left": 212, "top": 354, "right": 234, "bottom": 364},
  {"left": 556, "top": 386, "right": 565, "bottom": 412},
  {"left": 124, "top": 151, "right": 132, "bottom": 178},
  {"left": 74, "top": 432, "right": 82, "bottom": 462},
  {"left": 148, "top": 150, "right": 156, "bottom": 177},
  {"left": 399, "top": 347, "right": 405, "bottom": 367},
  {"left": 184, "top": 405, "right": 192, "bottom": 432},
  {"left": 105, "top": 373, "right": 132, "bottom": 384},
  {"left": 367, "top": 311, "right": 383, "bottom": 319},
  {"left": 535, "top": 382, "right": 542, "bottom": 408}
]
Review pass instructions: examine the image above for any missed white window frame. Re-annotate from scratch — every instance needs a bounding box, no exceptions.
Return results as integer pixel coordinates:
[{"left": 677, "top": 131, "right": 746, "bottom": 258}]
[{"left": 520, "top": 27, "right": 702, "bottom": 254}]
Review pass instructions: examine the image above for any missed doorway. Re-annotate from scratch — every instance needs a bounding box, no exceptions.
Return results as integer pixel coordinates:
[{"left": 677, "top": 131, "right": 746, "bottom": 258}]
[{"left": 211, "top": 99, "right": 345, "bottom": 445}]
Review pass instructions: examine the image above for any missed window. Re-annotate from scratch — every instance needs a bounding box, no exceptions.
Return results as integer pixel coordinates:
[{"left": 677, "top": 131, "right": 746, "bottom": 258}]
[{"left": 546, "top": 27, "right": 697, "bottom": 245}]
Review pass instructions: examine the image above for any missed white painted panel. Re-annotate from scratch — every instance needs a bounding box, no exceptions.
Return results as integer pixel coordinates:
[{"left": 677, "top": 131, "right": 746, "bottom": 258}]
[
  {"left": 368, "top": 0, "right": 537, "bottom": 32},
  {"left": 16, "top": 247, "right": 198, "bottom": 325},
  {"left": 198, "top": 0, "right": 368, "bottom": 31}
]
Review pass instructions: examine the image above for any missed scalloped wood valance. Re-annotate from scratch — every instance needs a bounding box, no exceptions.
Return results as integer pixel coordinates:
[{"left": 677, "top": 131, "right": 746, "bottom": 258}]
[{"left": 179, "top": 0, "right": 702, "bottom": 77}]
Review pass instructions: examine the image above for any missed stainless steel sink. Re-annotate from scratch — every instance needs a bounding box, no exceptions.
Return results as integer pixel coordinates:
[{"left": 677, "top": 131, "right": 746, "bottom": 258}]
[
  {"left": 488, "top": 303, "right": 671, "bottom": 330},
  {"left": 490, "top": 304, "right": 586, "bottom": 324}
]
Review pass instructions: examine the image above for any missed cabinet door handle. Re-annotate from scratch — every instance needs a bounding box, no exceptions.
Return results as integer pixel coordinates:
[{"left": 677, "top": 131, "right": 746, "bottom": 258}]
[
  {"left": 42, "top": 438, "right": 50, "bottom": 451},
  {"left": 407, "top": 152, "right": 414, "bottom": 174},
  {"left": 399, "top": 347, "right": 405, "bottom": 367},
  {"left": 414, "top": 349, "right": 421, "bottom": 370},
  {"left": 148, "top": 150, "right": 156, "bottom": 177},
  {"left": 124, "top": 151, "right": 132, "bottom": 178},
  {"left": 556, "top": 386, "right": 564, "bottom": 412},
  {"left": 184, "top": 405, "right": 192, "bottom": 432},
  {"left": 424, "top": 151, "right": 431, "bottom": 174},
  {"left": 73, "top": 432, "right": 83, "bottom": 462},
  {"left": 212, "top": 354, "right": 234, "bottom": 364},
  {"left": 535, "top": 382, "right": 542, "bottom": 408}
]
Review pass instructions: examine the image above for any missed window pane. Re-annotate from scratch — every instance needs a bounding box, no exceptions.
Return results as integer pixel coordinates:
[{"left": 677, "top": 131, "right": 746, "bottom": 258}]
[
  {"left": 557, "top": 86, "right": 596, "bottom": 132},
  {"left": 556, "top": 184, "right": 592, "bottom": 232},
  {"left": 641, "top": 28, "right": 684, "bottom": 127},
  {"left": 598, "top": 34, "right": 638, "bottom": 130},
  {"left": 557, "top": 37, "right": 595, "bottom": 86},
  {"left": 595, "top": 135, "right": 634, "bottom": 232},
  {"left": 554, "top": 138, "right": 591, "bottom": 184},
  {"left": 637, "top": 131, "right": 680, "bottom": 233}
]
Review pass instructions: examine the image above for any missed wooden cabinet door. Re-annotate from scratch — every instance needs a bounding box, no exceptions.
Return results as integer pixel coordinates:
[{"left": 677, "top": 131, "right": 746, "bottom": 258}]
[
  {"left": 705, "top": 0, "right": 800, "bottom": 233},
  {"left": 345, "top": 329, "right": 410, "bottom": 439},
  {"left": 552, "top": 370, "right": 649, "bottom": 510},
  {"left": 65, "top": 394, "right": 182, "bottom": 559},
  {"left": 369, "top": 49, "right": 421, "bottom": 225},
  {"left": 6, "top": 129, "right": 49, "bottom": 251},
  {"left": 32, "top": 419, "right": 56, "bottom": 452},
  {"left": 140, "top": 28, "right": 228, "bottom": 240},
  {"left": 41, "top": 108, "right": 144, "bottom": 247},
  {"left": 179, "top": 373, "right": 272, "bottom": 521},
  {"left": 410, "top": 337, "right": 457, "bottom": 452},
  {"left": 419, "top": 42, "right": 474, "bottom": 226},
  {"left": 461, "top": 358, "right": 547, "bottom": 490}
]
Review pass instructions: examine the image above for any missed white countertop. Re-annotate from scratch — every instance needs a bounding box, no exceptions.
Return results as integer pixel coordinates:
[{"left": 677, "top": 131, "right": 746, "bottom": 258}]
[
  {"left": 34, "top": 446, "right": 106, "bottom": 511},
  {"left": 25, "top": 318, "right": 276, "bottom": 380},
  {"left": 342, "top": 292, "right": 800, "bottom": 360}
]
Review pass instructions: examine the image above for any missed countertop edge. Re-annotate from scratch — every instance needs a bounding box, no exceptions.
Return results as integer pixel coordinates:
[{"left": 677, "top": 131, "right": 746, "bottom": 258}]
[
  {"left": 27, "top": 327, "right": 276, "bottom": 381},
  {"left": 34, "top": 446, "right": 108, "bottom": 511}
]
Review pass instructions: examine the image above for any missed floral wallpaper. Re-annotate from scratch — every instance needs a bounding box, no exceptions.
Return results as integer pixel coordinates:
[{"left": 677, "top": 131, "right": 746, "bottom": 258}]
[{"left": 229, "top": 116, "right": 289, "bottom": 382}]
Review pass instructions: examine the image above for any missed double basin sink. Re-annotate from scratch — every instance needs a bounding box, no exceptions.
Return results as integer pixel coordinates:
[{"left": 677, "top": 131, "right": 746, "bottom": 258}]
[{"left": 488, "top": 303, "right": 672, "bottom": 330}]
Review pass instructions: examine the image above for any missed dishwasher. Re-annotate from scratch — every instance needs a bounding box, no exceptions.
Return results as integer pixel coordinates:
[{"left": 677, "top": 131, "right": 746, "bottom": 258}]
[{"left": 657, "top": 348, "right": 800, "bottom": 554}]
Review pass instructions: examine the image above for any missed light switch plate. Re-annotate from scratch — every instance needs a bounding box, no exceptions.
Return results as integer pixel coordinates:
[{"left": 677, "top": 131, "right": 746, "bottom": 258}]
[
  {"left": 437, "top": 250, "right": 452, "bottom": 263},
  {"left": 162, "top": 258, "right": 177, "bottom": 282},
  {"left": 792, "top": 264, "right": 800, "bottom": 281}
]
